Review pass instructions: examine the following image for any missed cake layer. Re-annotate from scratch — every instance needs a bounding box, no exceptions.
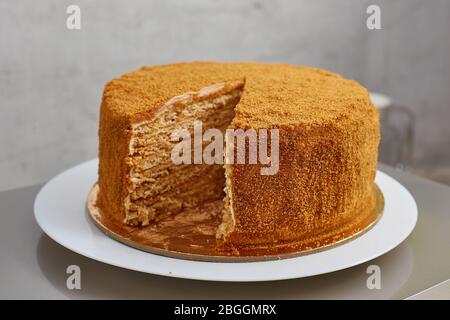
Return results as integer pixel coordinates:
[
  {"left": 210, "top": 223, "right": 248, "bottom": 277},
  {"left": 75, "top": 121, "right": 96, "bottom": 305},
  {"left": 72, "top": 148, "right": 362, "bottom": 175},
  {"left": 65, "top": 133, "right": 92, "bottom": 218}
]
[{"left": 126, "top": 166, "right": 225, "bottom": 225}]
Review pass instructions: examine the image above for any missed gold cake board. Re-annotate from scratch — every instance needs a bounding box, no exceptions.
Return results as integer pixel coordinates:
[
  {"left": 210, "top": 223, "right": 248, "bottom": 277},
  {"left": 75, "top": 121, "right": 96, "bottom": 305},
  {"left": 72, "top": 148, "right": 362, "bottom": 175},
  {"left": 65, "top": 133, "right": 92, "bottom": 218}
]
[{"left": 87, "top": 183, "right": 384, "bottom": 263}]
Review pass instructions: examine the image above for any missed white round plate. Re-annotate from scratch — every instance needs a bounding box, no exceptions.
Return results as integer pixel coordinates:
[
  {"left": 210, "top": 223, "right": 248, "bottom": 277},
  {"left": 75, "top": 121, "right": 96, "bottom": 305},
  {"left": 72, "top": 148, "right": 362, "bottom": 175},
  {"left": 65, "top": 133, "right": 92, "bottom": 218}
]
[{"left": 34, "top": 159, "right": 417, "bottom": 282}]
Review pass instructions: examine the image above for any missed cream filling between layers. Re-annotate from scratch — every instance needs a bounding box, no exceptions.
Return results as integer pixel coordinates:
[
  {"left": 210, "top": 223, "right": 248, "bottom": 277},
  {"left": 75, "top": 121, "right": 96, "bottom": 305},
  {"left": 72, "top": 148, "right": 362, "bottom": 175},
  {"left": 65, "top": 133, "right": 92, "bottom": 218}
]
[
  {"left": 123, "top": 81, "right": 243, "bottom": 238},
  {"left": 216, "top": 133, "right": 236, "bottom": 239}
]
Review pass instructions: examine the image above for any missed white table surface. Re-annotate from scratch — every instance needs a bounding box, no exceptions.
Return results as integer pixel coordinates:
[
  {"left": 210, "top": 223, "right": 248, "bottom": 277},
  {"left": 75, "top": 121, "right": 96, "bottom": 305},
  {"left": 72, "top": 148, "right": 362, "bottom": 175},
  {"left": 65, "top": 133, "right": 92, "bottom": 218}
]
[{"left": 1, "top": 164, "right": 449, "bottom": 299}]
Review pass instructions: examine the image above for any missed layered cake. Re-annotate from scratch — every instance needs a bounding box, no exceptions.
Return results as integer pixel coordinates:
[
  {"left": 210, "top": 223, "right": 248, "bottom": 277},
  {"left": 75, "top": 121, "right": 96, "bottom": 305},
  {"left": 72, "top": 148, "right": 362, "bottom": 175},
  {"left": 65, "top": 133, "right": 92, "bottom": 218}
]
[{"left": 96, "top": 62, "right": 380, "bottom": 256}]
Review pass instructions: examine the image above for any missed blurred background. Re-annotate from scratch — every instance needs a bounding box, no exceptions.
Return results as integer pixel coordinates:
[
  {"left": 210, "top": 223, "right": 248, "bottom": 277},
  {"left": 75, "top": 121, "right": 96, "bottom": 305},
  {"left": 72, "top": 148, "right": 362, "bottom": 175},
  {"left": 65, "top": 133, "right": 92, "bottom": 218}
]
[{"left": 1, "top": 0, "right": 449, "bottom": 191}]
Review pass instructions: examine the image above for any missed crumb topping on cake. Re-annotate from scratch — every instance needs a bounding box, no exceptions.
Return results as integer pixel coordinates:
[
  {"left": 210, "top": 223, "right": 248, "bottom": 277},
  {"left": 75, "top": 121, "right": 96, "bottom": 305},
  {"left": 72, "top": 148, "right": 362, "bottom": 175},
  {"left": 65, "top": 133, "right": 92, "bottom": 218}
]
[{"left": 102, "top": 62, "right": 376, "bottom": 128}]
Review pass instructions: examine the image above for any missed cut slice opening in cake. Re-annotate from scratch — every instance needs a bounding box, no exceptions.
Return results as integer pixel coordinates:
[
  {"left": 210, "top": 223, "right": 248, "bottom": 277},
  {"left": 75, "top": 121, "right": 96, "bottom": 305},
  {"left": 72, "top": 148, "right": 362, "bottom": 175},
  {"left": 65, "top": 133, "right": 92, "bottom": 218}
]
[{"left": 124, "top": 80, "right": 244, "bottom": 240}]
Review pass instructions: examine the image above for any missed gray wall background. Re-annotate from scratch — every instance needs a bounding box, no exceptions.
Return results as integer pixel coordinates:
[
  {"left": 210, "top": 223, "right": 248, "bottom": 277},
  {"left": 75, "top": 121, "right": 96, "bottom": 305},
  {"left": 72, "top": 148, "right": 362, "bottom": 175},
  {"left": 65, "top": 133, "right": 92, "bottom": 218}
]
[{"left": 1, "top": 0, "right": 449, "bottom": 191}]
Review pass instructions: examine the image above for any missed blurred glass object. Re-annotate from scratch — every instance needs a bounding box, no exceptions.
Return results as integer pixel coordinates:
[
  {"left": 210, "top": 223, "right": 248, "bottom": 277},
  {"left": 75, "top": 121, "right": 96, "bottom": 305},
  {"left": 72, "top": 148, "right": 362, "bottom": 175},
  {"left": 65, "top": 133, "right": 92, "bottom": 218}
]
[{"left": 370, "top": 93, "right": 415, "bottom": 170}]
